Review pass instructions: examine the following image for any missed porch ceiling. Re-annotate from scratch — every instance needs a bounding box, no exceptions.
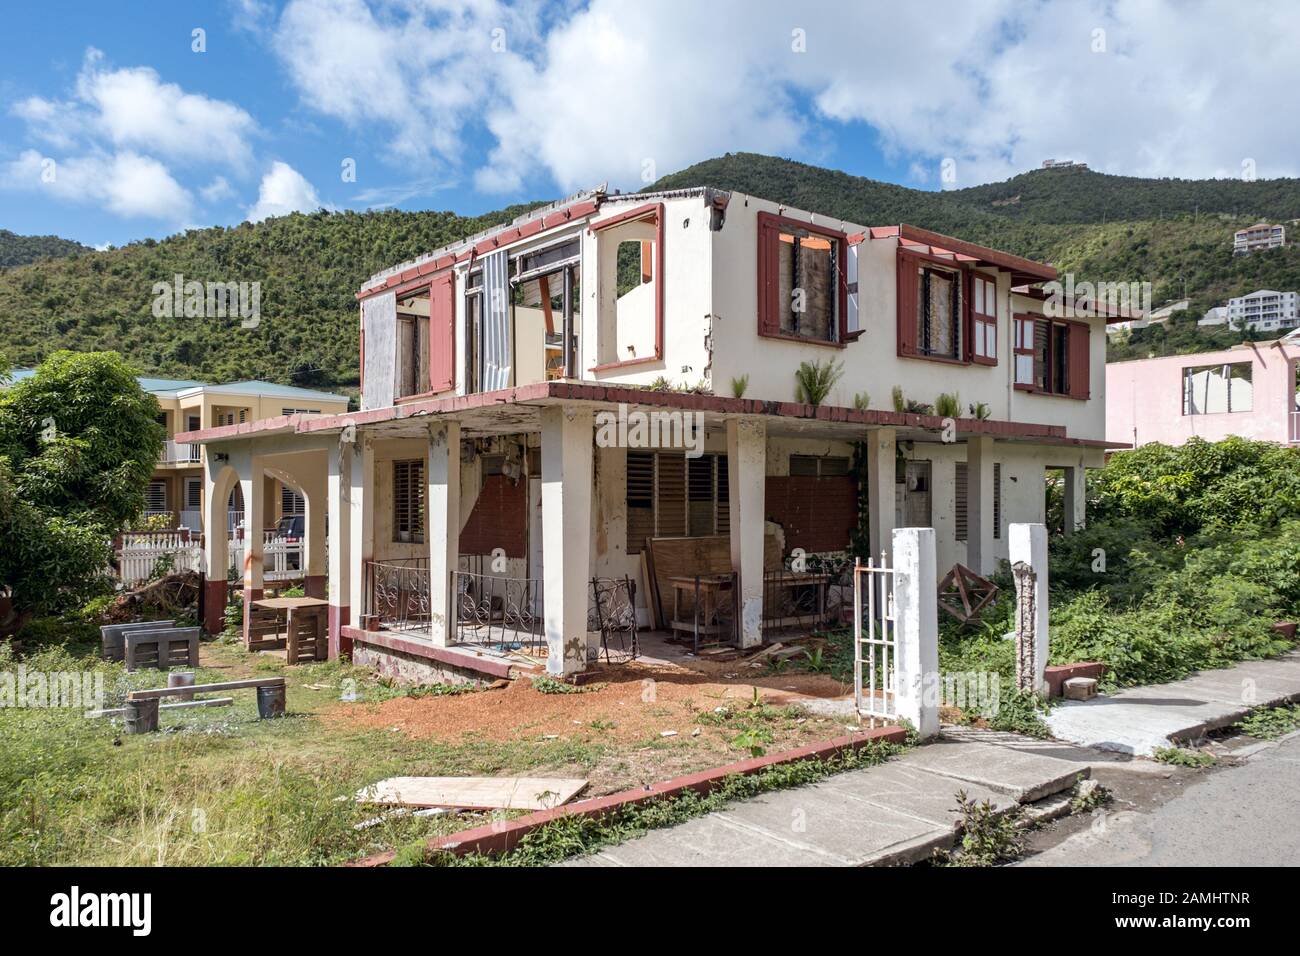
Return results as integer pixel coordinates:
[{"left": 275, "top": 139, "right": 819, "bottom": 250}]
[{"left": 178, "top": 381, "right": 1124, "bottom": 451}]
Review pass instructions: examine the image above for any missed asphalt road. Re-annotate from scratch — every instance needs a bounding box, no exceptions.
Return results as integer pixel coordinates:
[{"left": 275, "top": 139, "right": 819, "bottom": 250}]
[{"left": 1022, "top": 733, "right": 1300, "bottom": 866}]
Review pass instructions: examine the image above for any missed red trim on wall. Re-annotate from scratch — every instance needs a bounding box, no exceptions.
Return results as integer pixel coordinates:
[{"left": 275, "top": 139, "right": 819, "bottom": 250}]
[{"left": 589, "top": 202, "right": 665, "bottom": 371}]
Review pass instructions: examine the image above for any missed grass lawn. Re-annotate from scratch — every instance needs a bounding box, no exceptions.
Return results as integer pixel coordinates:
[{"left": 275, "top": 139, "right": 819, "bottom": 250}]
[{"left": 0, "top": 634, "right": 863, "bottom": 866}]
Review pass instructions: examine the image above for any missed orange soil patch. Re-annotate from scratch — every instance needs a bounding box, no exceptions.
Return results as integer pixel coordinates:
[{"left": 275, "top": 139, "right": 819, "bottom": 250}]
[{"left": 322, "top": 660, "right": 851, "bottom": 746}]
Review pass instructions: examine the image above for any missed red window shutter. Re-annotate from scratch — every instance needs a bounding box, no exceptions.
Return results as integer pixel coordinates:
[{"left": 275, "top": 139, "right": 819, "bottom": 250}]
[
  {"left": 962, "top": 270, "right": 974, "bottom": 362},
  {"left": 756, "top": 213, "right": 781, "bottom": 335},
  {"left": 429, "top": 271, "right": 455, "bottom": 393},
  {"left": 1068, "top": 320, "right": 1091, "bottom": 399},
  {"left": 896, "top": 251, "right": 919, "bottom": 356}
]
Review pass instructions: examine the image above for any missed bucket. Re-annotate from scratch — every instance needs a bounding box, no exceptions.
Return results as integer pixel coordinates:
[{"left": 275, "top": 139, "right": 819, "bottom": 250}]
[
  {"left": 124, "top": 698, "right": 160, "bottom": 734},
  {"left": 168, "top": 671, "right": 196, "bottom": 701},
  {"left": 257, "top": 684, "right": 286, "bottom": 719}
]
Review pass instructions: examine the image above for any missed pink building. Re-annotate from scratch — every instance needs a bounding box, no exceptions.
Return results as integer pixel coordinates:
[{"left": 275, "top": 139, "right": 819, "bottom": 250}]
[{"left": 1107, "top": 335, "right": 1300, "bottom": 447}]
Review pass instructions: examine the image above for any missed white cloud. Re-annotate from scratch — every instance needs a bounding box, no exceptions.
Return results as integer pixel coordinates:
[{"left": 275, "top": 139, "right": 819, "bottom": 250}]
[
  {"left": 245, "top": 161, "right": 326, "bottom": 221},
  {"left": 14, "top": 48, "right": 258, "bottom": 171},
  {"left": 2, "top": 148, "right": 193, "bottom": 220},
  {"left": 267, "top": 0, "right": 1300, "bottom": 193},
  {"left": 270, "top": 0, "right": 539, "bottom": 163},
  {"left": 201, "top": 176, "right": 236, "bottom": 203}
]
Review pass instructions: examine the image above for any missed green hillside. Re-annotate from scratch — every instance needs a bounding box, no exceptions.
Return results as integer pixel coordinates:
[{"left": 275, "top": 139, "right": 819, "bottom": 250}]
[
  {"left": 947, "top": 166, "right": 1300, "bottom": 224},
  {"left": 0, "top": 204, "right": 538, "bottom": 391},
  {"left": 0, "top": 229, "right": 89, "bottom": 269},
  {"left": 4, "top": 153, "right": 1300, "bottom": 388}
]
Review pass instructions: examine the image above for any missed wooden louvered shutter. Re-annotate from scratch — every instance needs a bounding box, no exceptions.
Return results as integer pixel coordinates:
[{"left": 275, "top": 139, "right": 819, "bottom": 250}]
[
  {"left": 656, "top": 454, "right": 687, "bottom": 537},
  {"left": 1068, "top": 320, "right": 1091, "bottom": 399},
  {"left": 757, "top": 213, "right": 781, "bottom": 336},
  {"left": 896, "top": 251, "right": 919, "bottom": 356},
  {"left": 954, "top": 461, "right": 968, "bottom": 541},
  {"left": 626, "top": 452, "right": 655, "bottom": 554},
  {"left": 429, "top": 271, "right": 455, "bottom": 393}
]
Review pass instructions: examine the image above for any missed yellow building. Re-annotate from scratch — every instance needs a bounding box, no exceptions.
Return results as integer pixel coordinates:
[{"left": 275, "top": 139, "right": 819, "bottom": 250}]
[{"left": 7, "top": 371, "right": 350, "bottom": 536}]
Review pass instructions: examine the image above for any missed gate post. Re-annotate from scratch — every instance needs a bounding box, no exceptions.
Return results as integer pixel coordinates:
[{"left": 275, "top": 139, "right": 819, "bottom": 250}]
[
  {"left": 892, "top": 527, "right": 940, "bottom": 739},
  {"left": 1009, "top": 523, "right": 1050, "bottom": 694}
]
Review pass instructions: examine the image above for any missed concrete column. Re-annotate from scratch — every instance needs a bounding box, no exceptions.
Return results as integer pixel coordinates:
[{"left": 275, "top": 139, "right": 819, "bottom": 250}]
[
  {"left": 541, "top": 406, "right": 594, "bottom": 675},
  {"left": 327, "top": 440, "right": 353, "bottom": 657},
  {"left": 201, "top": 456, "right": 231, "bottom": 635},
  {"left": 1009, "top": 522, "right": 1050, "bottom": 694},
  {"left": 866, "top": 427, "right": 897, "bottom": 564},
  {"left": 294, "top": 465, "right": 328, "bottom": 600},
  {"left": 965, "top": 436, "right": 996, "bottom": 575},
  {"left": 892, "top": 526, "right": 940, "bottom": 739},
  {"left": 427, "top": 420, "right": 461, "bottom": 648},
  {"left": 348, "top": 434, "right": 375, "bottom": 630},
  {"left": 1063, "top": 465, "right": 1086, "bottom": 534},
  {"left": 239, "top": 454, "right": 265, "bottom": 645},
  {"left": 726, "top": 418, "right": 767, "bottom": 649}
]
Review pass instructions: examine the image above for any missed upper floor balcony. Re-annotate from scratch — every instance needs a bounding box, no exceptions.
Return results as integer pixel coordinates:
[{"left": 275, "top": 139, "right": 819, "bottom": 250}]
[{"left": 159, "top": 438, "right": 201, "bottom": 465}]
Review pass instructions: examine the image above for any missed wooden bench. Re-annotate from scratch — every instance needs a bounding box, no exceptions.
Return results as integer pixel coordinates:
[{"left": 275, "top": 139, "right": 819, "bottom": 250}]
[
  {"left": 100, "top": 620, "right": 175, "bottom": 662},
  {"left": 124, "top": 626, "right": 200, "bottom": 672},
  {"left": 125, "top": 677, "right": 287, "bottom": 733}
]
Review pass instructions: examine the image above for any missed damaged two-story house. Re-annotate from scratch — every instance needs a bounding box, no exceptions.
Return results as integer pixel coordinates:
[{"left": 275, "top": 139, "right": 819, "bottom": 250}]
[{"left": 181, "top": 185, "right": 1122, "bottom": 679}]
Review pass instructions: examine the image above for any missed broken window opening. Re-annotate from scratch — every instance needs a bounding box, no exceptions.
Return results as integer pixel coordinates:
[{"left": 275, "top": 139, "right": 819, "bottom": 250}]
[{"left": 395, "top": 288, "right": 431, "bottom": 399}]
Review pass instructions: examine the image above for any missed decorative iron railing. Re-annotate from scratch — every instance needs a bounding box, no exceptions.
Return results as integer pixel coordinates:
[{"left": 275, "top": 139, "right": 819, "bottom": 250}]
[
  {"left": 453, "top": 570, "right": 544, "bottom": 651},
  {"left": 363, "top": 558, "right": 431, "bottom": 631}
]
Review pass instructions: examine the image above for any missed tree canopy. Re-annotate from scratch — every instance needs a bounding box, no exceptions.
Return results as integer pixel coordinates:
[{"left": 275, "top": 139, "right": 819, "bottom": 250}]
[{"left": 0, "top": 351, "right": 163, "bottom": 628}]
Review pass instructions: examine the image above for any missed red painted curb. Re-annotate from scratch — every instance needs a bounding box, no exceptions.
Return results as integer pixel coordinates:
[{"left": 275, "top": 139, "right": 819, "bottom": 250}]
[{"left": 348, "top": 725, "right": 906, "bottom": 866}]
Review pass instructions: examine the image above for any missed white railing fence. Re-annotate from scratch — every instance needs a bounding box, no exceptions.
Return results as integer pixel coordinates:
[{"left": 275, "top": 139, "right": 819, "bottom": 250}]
[
  {"left": 117, "top": 531, "right": 203, "bottom": 588},
  {"left": 116, "top": 530, "right": 308, "bottom": 587},
  {"left": 1290, "top": 409, "right": 1300, "bottom": 444},
  {"left": 228, "top": 531, "right": 305, "bottom": 581},
  {"left": 160, "top": 439, "right": 201, "bottom": 464}
]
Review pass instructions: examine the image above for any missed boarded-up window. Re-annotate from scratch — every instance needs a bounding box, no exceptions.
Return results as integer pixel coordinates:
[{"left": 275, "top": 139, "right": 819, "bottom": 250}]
[
  {"left": 758, "top": 212, "right": 846, "bottom": 343},
  {"left": 393, "top": 459, "right": 425, "bottom": 544}
]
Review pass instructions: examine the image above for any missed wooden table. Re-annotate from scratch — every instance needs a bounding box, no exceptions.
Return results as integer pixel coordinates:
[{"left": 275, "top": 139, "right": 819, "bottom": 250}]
[
  {"left": 249, "top": 597, "right": 328, "bottom": 663},
  {"left": 668, "top": 574, "right": 735, "bottom": 653}
]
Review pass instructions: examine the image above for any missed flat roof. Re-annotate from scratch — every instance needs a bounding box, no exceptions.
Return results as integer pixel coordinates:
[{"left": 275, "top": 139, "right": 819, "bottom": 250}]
[{"left": 178, "top": 381, "right": 1123, "bottom": 451}]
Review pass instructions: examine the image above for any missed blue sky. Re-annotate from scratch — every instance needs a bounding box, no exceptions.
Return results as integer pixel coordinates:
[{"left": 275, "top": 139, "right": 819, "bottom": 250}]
[{"left": 2, "top": 1, "right": 1297, "bottom": 248}]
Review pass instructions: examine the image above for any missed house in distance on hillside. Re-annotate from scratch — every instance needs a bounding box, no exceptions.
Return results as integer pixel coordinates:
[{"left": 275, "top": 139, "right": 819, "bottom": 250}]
[
  {"left": 179, "top": 183, "right": 1126, "bottom": 680},
  {"left": 5, "top": 370, "right": 349, "bottom": 536},
  {"left": 1233, "top": 222, "right": 1286, "bottom": 255}
]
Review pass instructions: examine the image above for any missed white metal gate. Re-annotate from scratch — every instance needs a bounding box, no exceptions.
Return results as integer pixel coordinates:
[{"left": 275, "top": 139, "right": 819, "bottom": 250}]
[{"left": 853, "top": 554, "right": 898, "bottom": 723}]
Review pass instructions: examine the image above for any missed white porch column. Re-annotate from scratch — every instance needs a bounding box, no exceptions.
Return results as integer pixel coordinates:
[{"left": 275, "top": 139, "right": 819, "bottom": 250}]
[
  {"left": 1010, "top": 522, "right": 1050, "bottom": 694},
  {"left": 866, "top": 427, "right": 896, "bottom": 564},
  {"left": 328, "top": 440, "right": 353, "bottom": 656},
  {"left": 348, "top": 434, "right": 374, "bottom": 629},
  {"left": 541, "top": 406, "right": 594, "bottom": 675},
  {"left": 427, "top": 420, "right": 461, "bottom": 648},
  {"left": 295, "top": 462, "right": 328, "bottom": 600},
  {"left": 201, "top": 452, "right": 232, "bottom": 635},
  {"left": 1063, "top": 464, "right": 1086, "bottom": 534},
  {"left": 239, "top": 453, "right": 265, "bottom": 645},
  {"left": 726, "top": 418, "right": 767, "bottom": 649},
  {"left": 892, "top": 526, "right": 940, "bottom": 739},
  {"left": 965, "top": 436, "right": 996, "bottom": 575}
]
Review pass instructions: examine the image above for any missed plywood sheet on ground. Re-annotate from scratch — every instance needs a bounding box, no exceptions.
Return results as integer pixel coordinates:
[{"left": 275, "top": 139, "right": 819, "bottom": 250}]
[{"left": 355, "top": 776, "right": 588, "bottom": 810}]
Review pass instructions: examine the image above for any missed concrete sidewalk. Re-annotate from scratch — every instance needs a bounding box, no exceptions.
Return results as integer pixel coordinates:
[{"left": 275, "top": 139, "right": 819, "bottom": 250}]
[
  {"left": 1045, "top": 651, "right": 1300, "bottom": 756},
  {"left": 563, "top": 732, "right": 1094, "bottom": 867}
]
